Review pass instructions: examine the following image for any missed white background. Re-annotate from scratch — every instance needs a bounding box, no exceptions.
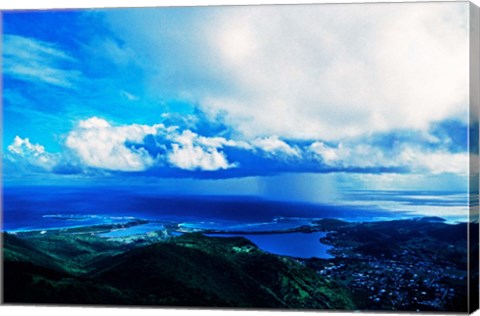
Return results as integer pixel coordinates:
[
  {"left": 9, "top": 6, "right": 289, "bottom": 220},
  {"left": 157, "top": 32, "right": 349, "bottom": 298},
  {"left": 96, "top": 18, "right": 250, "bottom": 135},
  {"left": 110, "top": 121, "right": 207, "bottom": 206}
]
[{"left": 0, "top": 0, "right": 479, "bottom": 316}]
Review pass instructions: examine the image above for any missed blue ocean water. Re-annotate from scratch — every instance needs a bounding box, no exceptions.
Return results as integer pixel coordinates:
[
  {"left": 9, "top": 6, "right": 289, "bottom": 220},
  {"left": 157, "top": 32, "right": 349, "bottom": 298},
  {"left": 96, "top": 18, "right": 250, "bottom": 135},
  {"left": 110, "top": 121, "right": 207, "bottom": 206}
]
[
  {"left": 3, "top": 186, "right": 468, "bottom": 259},
  {"left": 2, "top": 186, "right": 408, "bottom": 232}
]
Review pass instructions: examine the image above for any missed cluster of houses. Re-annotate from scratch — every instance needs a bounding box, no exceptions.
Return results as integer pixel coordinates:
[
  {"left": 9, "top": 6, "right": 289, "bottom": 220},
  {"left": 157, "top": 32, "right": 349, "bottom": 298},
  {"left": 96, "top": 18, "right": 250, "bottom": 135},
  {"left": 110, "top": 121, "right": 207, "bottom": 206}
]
[{"left": 316, "top": 255, "right": 463, "bottom": 310}]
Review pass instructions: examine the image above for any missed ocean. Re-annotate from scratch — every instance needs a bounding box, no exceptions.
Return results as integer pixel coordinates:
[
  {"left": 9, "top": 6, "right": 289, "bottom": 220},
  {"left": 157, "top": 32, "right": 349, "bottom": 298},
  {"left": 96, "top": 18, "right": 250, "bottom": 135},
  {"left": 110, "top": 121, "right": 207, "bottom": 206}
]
[
  {"left": 2, "top": 185, "right": 416, "bottom": 232},
  {"left": 2, "top": 186, "right": 469, "bottom": 259}
]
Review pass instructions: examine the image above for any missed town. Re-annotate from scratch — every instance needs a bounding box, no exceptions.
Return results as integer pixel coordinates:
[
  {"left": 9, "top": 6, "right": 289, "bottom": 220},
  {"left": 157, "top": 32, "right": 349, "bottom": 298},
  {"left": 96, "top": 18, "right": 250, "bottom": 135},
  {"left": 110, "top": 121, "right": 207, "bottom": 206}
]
[{"left": 304, "top": 218, "right": 471, "bottom": 311}]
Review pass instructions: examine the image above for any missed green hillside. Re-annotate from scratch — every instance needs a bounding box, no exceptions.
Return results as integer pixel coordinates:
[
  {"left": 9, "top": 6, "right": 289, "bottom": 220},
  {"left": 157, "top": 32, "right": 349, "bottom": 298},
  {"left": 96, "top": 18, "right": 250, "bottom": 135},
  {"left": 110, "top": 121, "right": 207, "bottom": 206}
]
[{"left": 3, "top": 232, "right": 354, "bottom": 309}]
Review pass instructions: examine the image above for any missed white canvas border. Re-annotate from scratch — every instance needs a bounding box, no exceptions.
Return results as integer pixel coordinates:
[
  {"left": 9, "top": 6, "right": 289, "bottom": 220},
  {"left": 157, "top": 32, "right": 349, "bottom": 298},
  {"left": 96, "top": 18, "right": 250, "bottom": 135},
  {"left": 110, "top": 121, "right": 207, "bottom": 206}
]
[{"left": 0, "top": 1, "right": 478, "bottom": 316}]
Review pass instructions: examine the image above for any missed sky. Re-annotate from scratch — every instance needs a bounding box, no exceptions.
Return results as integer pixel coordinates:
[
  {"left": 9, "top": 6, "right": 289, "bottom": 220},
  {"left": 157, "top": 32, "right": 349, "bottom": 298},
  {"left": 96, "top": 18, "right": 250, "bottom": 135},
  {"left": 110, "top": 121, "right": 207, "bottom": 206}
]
[{"left": 1, "top": 2, "right": 475, "bottom": 196}]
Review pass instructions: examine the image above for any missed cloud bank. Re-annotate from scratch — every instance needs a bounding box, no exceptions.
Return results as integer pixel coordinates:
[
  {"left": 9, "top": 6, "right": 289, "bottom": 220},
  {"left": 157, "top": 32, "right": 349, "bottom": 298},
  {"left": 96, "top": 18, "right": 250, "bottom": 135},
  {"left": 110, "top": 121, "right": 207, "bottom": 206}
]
[
  {"left": 105, "top": 2, "right": 469, "bottom": 141},
  {"left": 3, "top": 3, "right": 472, "bottom": 183},
  {"left": 5, "top": 116, "right": 471, "bottom": 177}
]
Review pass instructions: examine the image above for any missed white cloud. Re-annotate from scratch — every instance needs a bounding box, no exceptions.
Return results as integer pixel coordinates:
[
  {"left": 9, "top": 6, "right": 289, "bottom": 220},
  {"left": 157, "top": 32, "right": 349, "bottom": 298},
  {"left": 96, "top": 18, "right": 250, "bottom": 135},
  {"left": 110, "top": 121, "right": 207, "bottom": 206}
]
[
  {"left": 205, "top": 3, "right": 469, "bottom": 140},
  {"left": 167, "top": 130, "right": 235, "bottom": 171},
  {"left": 8, "top": 136, "right": 45, "bottom": 156},
  {"left": 195, "top": 134, "right": 240, "bottom": 148},
  {"left": 66, "top": 117, "right": 162, "bottom": 171},
  {"left": 309, "top": 142, "right": 340, "bottom": 165},
  {"left": 310, "top": 141, "right": 469, "bottom": 175},
  {"left": 3, "top": 34, "right": 82, "bottom": 88},
  {"left": 310, "top": 141, "right": 396, "bottom": 169},
  {"left": 6, "top": 117, "right": 470, "bottom": 176},
  {"left": 105, "top": 2, "right": 469, "bottom": 141},
  {"left": 7, "top": 136, "right": 59, "bottom": 171},
  {"left": 65, "top": 117, "right": 237, "bottom": 172},
  {"left": 251, "top": 137, "right": 300, "bottom": 157},
  {"left": 398, "top": 149, "right": 469, "bottom": 175}
]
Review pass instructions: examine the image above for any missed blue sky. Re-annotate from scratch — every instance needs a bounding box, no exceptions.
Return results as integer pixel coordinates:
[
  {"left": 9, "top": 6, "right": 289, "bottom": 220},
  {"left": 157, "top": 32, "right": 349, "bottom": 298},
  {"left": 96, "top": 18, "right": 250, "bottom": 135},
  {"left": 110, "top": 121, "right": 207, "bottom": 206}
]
[{"left": 2, "top": 3, "right": 474, "bottom": 195}]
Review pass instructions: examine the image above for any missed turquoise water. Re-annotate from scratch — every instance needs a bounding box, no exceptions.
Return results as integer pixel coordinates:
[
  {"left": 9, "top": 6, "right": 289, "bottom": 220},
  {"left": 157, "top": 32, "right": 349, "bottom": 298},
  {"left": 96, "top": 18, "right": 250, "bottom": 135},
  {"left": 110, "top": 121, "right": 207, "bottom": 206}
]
[
  {"left": 178, "top": 217, "right": 316, "bottom": 232},
  {"left": 100, "top": 222, "right": 165, "bottom": 237}
]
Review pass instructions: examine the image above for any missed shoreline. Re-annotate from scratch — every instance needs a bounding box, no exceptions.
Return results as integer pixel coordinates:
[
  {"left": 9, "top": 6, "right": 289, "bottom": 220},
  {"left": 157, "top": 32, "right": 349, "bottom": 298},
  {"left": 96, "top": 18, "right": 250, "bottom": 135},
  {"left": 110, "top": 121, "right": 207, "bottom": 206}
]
[
  {"left": 3, "top": 215, "right": 472, "bottom": 311},
  {"left": 3, "top": 214, "right": 457, "bottom": 237}
]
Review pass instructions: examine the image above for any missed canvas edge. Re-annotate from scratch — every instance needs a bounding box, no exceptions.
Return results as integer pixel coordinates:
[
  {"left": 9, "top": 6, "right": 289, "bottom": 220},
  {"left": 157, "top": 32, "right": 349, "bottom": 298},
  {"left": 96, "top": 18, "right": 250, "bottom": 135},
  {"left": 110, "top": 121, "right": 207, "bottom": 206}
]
[
  {"left": 0, "top": 1, "right": 476, "bottom": 313},
  {"left": 0, "top": 8, "right": 4, "bottom": 307},
  {"left": 469, "top": 1, "right": 480, "bottom": 314}
]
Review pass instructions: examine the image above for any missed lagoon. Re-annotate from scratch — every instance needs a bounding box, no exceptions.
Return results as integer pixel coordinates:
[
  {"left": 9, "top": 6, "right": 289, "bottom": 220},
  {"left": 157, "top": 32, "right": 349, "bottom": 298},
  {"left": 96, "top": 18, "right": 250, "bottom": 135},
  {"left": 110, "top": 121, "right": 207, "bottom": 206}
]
[
  {"left": 99, "top": 222, "right": 165, "bottom": 238},
  {"left": 207, "top": 231, "right": 332, "bottom": 259}
]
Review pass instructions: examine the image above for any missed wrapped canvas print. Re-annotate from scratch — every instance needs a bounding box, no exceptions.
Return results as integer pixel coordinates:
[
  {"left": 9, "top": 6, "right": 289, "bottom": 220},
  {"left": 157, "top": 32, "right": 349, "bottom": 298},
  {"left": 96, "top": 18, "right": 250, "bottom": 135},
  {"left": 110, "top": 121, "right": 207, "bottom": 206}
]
[{"left": 1, "top": 1, "right": 479, "bottom": 313}]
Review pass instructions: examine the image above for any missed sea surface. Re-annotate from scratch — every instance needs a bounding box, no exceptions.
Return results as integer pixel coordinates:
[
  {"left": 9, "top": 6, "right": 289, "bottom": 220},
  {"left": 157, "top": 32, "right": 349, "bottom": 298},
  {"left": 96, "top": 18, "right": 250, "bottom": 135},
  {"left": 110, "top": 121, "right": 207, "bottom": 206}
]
[
  {"left": 3, "top": 186, "right": 414, "bottom": 232},
  {"left": 2, "top": 186, "right": 469, "bottom": 258}
]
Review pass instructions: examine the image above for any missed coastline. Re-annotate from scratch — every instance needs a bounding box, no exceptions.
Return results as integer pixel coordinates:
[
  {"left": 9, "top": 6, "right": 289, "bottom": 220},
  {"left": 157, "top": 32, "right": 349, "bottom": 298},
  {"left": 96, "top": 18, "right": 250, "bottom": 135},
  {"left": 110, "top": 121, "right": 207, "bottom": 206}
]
[{"left": 2, "top": 215, "right": 473, "bottom": 311}]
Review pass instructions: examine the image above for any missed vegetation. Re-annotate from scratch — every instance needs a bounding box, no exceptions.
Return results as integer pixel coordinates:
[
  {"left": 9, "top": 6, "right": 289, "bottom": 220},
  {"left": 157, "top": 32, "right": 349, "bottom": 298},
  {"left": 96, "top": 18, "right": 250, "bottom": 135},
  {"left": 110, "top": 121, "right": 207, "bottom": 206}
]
[
  {"left": 3, "top": 217, "right": 473, "bottom": 312},
  {"left": 3, "top": 231, "right": 354, "bottom": 309}
]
